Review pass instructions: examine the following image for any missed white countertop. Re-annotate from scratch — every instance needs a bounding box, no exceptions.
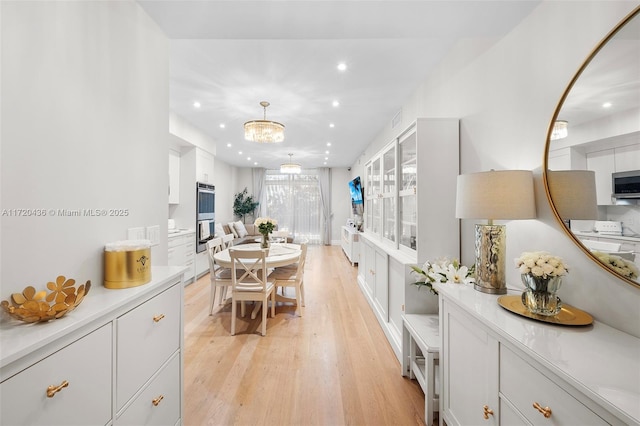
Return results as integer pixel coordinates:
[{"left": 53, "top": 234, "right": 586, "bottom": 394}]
[
  {"left": 168, "top": 228, "right": 195, "bottom": 237},
  {"left": 573, "top": 231, "right": 640, "bottom": 243},
  {"left": 0, "top": 266, "right": 186, "bottom": 378},
  {"left": 435, "top": 282, "right": 640, "bottom": 424}
]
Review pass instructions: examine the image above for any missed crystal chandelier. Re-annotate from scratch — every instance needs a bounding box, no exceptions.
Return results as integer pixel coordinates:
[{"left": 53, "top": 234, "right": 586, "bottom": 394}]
[
  {"left": 550, "top": 120, "right": 568, "bottom": 140},
  {"left": 280, "top": 153, "right": 301, "bottom": 174},
  {"left": 244, "top": 101, "right": 285, "bottom": 143}
]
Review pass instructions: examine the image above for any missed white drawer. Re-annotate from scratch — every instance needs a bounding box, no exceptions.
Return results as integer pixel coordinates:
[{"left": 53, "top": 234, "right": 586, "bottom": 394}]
[
  {"left": 116, "top": 283, "right": 181, "bottom": 409},
  {"left": 116, "top": 353, "right": 181, "bottom": 426},
  {"left": 1, "top": 324, "right": 112, "bottom": 426},
  {"left": 167, "top": 235, "right": 186, "bottom": 249},
  {"left": 500, "top": 345, "right": 608, "bottom": 425}
]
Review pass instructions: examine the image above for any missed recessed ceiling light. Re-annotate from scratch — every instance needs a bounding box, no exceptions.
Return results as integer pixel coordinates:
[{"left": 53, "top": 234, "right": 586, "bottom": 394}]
[
  {"left": 325, "top": 150, "right": 330, "bottom": 154},
  {"left": 193, "top": 101, "right": 201, "bottom": 108},
  {"left": 254, "top": 162, "right": 258, "bottom": 165},
  {"left": 219, "top": 123, "right": 225, "bottom": 129},
  {"left": 332, "top": 100, "right": 340, "bottom": 107},
  {"left": 329, "top": 123, "right": 335, "bottom": 128},
  {"left": 337, "top": 62, "right": 347, "bottom": 72},
  {"left": 325, "top": 157, "right": 328, "bottom": 160},
  {"left": 238, "top": 151, "right": 243, "bottom": 155},
  {"left": 226, "top": 143, "right": 232, "bottom": 147},
  {"left": 327, "top": 142, "right": 332, "bottom": 146},
  {"left": 603, "top": 102, "right": 612, "bottom": 108},
  {"left": 324, "top": 162, "right": 327, "bottom": 165}
]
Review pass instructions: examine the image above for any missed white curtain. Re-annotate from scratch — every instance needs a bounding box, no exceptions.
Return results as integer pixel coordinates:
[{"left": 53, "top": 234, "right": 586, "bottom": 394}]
[
  {"left": 317, "top": 167, "right": 331, "bottom": 245},
  {"left": 264, "top": 170, "right": 321, "bottom": 244},
  {"left": 252, "top": 168, "right": 266, "bottom": 217}
]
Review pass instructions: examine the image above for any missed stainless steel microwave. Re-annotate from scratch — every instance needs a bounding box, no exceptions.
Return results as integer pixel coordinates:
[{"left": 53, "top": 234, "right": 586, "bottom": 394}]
[{"left": 612, "top": 170, "right": 640, "bottom": 199}]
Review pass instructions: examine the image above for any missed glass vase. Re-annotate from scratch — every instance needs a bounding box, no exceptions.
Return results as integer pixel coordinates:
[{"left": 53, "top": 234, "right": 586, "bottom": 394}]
[
  {"left": 521, "top": 274, "right": 562, "bottom": 316},
  {"left": 261, "top": 233, "right": 270, "bottom": 249}
]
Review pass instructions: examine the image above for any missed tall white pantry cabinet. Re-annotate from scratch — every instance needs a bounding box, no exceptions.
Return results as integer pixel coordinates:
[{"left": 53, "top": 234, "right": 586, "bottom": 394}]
[
  {"left": 0, "top": 267, "right": 186, "bottom": 426},
  {"left": 357, "top": 118, "right": 460, "bottom": 360}
]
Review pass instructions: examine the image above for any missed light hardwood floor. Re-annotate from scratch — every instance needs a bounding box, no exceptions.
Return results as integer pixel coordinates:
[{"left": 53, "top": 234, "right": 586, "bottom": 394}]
[{"left": 184, "top": 245, "right": 426, "bottom": 426}]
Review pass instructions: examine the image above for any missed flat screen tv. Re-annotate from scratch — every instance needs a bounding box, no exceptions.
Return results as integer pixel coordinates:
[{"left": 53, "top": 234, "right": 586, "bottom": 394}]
[{"left": 349, "top": 176, "right": 364, "bottom": 215}]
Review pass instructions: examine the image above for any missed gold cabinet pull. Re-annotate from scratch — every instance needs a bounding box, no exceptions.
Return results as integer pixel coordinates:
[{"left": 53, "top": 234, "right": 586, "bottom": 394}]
[
  {"left": 533, "top": 402, "right": 552, "bottom": 418},
  {"left": 152, "top": 395, "right": 164, "bottom": 406},
  {"left": 153, "top": 314, "right": 165, "bottom": 323},
  {"left": 46, "top": 380, "right": 69, "bottom": 398},
  {"left": 483, "top": 405, "right": 494, "bottom": 420}
]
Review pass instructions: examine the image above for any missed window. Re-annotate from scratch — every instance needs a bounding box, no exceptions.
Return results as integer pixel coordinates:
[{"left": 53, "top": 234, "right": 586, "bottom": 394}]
[{"left": 264, "top": 170, "right": 322, "bottom": 244}]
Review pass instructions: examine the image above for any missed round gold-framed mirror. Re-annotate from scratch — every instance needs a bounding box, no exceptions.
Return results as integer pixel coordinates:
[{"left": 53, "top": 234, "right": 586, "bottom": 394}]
[{"left": 543, "top": 5, "right": 640, "bottom": 288}]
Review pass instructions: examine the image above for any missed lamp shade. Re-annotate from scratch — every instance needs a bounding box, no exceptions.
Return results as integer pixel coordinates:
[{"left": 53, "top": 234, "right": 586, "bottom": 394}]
[
  {"left": 546, "top": 170, "right": 597, "bottom": 220},
  {"left": 456, "top": 170, "right": 536, "bottom": 220}
]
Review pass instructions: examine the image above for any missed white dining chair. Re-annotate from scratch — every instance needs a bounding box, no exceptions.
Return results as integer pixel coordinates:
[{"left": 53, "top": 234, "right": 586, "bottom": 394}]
[
  {"left": 207, "top": 237, "right": 232, "bottom": 315},
  {"left": 268, "top": 242, "right": 307, "bottom": 316},
  {"left": 230, "top": 248, "right": 276, "bottom": 336}
]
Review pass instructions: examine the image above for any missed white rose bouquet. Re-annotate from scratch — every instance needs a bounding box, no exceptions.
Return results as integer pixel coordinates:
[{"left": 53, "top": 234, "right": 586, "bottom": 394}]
[
  {"left": 593, "top": 251, "right": 639, "bottom": 279},
  {"left": 254, "top": 217, "right": 277, "bottom": 236},
  {"left": 515, "top": 251, "right": 568, "bottom": 278}
]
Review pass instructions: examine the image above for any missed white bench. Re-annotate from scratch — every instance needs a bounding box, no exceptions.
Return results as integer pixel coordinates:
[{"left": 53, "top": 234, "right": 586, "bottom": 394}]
[{"left": 402, "top": 314, "right": 439, "bottom": 426}]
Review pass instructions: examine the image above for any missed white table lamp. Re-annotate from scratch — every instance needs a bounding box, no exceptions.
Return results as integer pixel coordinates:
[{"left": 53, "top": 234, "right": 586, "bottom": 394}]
[{"left": 456, "top": 170, "right": 536, "bottom": 294}]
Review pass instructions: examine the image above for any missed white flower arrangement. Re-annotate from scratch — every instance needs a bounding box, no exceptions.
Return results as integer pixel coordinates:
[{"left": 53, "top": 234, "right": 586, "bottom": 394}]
[
  {"left": 515, "top": 251, "right": 568, "bottom": 279},
  {"left": 411, "top": 257, "right": 475, "bottom": 294},
  {"left": 593, "top": 251, "right": 639, "bottom": 279},
  {"left": 254, "top": 217, "right": 277, "bottom": 236}
]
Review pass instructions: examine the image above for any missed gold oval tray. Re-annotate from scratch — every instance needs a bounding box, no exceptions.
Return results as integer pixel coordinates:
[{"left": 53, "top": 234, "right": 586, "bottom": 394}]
[{"left": 497, "top": 295, "right": 593, "bottom": 326}]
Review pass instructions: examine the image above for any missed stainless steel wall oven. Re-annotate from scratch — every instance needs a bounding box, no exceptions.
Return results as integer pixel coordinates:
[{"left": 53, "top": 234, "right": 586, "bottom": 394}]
[{"left": 196, "top": 182, "right": 215, "bottom": 253}]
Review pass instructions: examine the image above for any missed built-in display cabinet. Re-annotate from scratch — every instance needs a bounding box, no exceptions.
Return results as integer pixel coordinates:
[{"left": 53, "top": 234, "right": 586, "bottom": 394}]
[
  {"left": 357, "top": 118, "right": 460, "bottom": 360},
  {"left": 0, "top": 267, "right": 186, "bottom": 426},
  {"left": 436, "top": 282, "right": 640, "bottom": 426}
]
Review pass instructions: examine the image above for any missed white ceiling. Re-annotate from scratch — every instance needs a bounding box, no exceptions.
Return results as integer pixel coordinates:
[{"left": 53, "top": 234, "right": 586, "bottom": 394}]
[{"left": 138, "top": 1, "right": 543, "bottom": 169}]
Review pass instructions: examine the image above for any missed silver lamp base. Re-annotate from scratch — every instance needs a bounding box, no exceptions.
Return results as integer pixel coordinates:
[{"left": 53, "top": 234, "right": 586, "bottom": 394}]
[{"left": 474, "top": 224, "right": 507, "bottom": 294}]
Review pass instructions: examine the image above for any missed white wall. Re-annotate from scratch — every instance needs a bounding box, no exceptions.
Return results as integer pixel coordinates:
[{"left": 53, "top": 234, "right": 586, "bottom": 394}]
[
  {"left": 213, "top": 158, "right": 238, "bottom": 224},
  {"left": 354, "top": 1, "right": 640, "bottom": 337},
  {"left": 1, "top": 2, "right": 169, "bottom": 296},
  {"left": 331, "top": 168, "right": 352, "bottom": 244}
]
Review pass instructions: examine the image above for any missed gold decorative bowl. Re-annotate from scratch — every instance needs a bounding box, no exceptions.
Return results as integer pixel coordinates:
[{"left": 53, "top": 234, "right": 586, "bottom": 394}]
[{"left": 1, "top": 276, "right": 91, "bottom": 323}]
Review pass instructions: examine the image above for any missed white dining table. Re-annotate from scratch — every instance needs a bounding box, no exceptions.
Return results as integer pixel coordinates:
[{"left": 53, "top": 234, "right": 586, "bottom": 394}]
[
  {"left": 213, "top": 242, "right": 301, "bottom": 269},
  {"left": 213, "top": 243, "right": 302, "bottom": 318}
]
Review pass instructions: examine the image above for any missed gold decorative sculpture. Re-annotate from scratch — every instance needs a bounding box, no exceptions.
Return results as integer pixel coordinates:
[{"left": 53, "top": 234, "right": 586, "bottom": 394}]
[{"left": 1, "top": 276, "right": 91, "bottom": 323}]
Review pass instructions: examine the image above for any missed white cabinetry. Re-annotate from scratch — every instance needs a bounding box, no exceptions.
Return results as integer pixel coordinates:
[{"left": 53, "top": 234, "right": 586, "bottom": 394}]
[
  {"left": 169, "top": 150, "right": 180, "bottom": 204},
  {"left": 168, "top": 231, "right": 195, "bottom": 283},
  {"left": 437, "top": 282, "right": 640, "bottom": 426},
  {"left": 357, "top": 118, "right": 457, "bottom": 361},
  {"left": 196, "top": 147, "right": 214, "bottom": 183},
  {"left": 341, "top": 225, "right": 360, "bottom": 266},
  {"left": 586, "top": 143, "right": 640, "bottom": 205},
  {"left": 614, "top": 144, "right": 640, "bottom": 172},
  {"left": 0, "top": 267, "right": 186, "bottom": 426},
  {"left": 1, "top": 324, "right": 112, "bottom": 426}
]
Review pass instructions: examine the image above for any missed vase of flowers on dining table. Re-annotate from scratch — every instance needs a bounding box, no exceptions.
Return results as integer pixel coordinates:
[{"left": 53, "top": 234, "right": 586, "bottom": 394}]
[{"left": 254, "top": 217, "right": 277, "bottom": 249}]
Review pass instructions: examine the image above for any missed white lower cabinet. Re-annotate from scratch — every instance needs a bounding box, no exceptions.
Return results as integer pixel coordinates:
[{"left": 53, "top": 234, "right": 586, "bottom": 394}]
[
  {"left": 438, "top": 283, "right": 638, "bottom": 426},
  {"left": 441, "top": 301, "right": 498, "bottom": 425},
  {"left": 0, "top": 324, "right": 112, "bottom": 426},
  {"left": 0, "top": 267, "right": 185, "bottom": 426},
  {"left": 168, "top": 231, "right": 195, "bottom": 283},
  {"left": 116, "top": 353, "right": 181, "bottom": 426},
  {"left": 116, "top": 283, "right": 182, "bottom": 410}
]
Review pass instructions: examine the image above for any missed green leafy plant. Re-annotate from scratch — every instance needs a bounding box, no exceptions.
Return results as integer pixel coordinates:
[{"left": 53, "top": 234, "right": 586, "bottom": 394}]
[{"left": 233, "top": 187, "right": 259, "bottom": 223}]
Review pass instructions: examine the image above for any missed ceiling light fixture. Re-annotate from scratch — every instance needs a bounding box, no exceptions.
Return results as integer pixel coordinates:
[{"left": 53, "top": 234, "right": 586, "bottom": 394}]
[
  {"left": 337, "top": 62, "right": 347, "bottom": 72},
  {"left": 244, "top": 101, "right": 285, "bottom": 143},
  {"left": 550, "top": 120, "right": 568, "bottom": 140},
  {"left": 280, "top": 153, "right": 301, "bottom": 174}
]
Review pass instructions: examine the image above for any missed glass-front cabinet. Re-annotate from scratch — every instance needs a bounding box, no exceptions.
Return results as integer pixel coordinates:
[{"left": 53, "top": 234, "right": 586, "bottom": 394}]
[
  {"left": 381, "top": 143, "right": 397, "bottom": 244},
  {"left": 365, "top": 156, "right": 381, "bottom": 235},
  {"left": 361, "top": 118, "right": 459, "bottom": 264},
  {"left": 398, "top": 130, "right": 417, "bottom": 252}
]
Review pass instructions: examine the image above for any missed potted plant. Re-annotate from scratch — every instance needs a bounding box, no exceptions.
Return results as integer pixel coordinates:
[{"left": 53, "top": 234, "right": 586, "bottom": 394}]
[{"left": 233, "top": 187, "right": 259, "bottom": 223}]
